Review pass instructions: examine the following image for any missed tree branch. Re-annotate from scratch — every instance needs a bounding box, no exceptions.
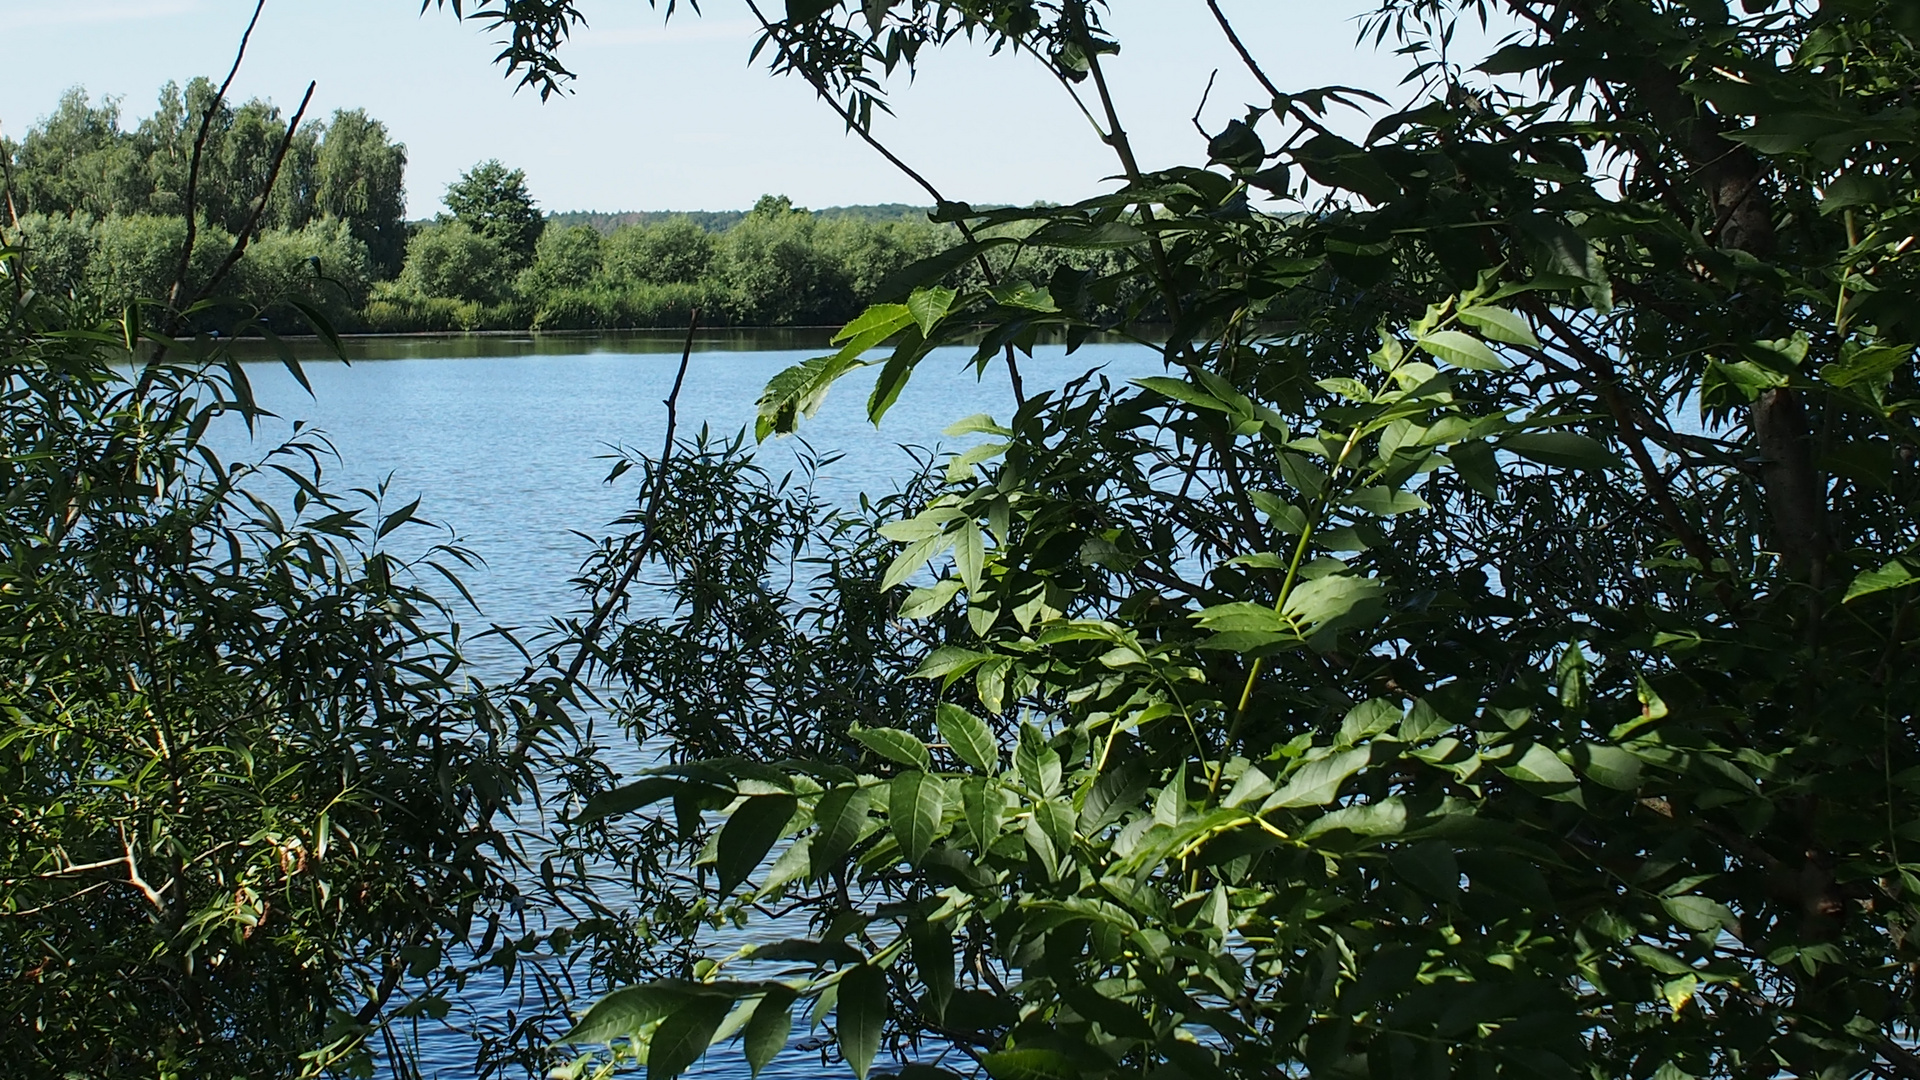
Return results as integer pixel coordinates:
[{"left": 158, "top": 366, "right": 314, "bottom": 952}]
[
  {"left": 187, "top": 80, "right": 316, "bottom": 308},
  {"left": 168, "top": 0, "right": 268, "bottom": 314}
]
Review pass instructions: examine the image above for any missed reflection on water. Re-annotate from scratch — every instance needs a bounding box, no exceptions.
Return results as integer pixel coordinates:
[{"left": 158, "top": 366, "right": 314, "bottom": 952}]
[
  {"left": 226, "top": 327, "right": 848, "bottom": 362},
  {"left": 216, "top": 334, "right": 1161, "bottom": 1078}
]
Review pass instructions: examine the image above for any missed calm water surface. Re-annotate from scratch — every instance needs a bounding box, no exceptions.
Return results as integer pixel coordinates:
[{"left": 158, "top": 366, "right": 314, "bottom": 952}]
[{"left": 220, "top": 331, "right": 1160, "bottom": 1078}]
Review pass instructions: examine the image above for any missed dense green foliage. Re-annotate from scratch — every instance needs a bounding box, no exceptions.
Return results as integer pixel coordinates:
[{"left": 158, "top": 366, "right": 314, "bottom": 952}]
[
  {"left": 367, "top": 192, "right": 968, "bottom": 331},
  {"left": 3, "top": 88, "right": 1094, "bottom": 333},
  {"left": 423, "top": 2, "right": 1920, "bottom": 1080},
  {"left": 0, "top": 278, "right": 567, "bottom": 1073},
  {"left": 1, "top": 81, "right": 407, "bottom": 305},
  {"left": 11, "top": 0, "right": 1920, "bottom": 1077}
]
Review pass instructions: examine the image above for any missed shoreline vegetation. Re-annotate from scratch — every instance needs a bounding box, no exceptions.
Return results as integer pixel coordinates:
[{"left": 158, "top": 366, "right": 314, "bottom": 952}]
[{"left": 2, "top": 84, "right": 1123, "bottom": 335}]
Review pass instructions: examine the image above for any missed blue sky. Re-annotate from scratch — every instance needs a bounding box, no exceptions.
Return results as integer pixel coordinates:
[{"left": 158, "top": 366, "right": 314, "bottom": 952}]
[{"left": 1, "top": 1, "right": 1489, "bottom": 217}]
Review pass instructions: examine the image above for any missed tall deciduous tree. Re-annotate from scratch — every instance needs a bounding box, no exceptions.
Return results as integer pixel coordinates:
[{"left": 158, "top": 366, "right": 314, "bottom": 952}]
[
  {"left": 314, "top": 108, "right": 408, "bottom": 276},
  {"left": 444, "top": 158, "right": 542, "bottom": 267}
]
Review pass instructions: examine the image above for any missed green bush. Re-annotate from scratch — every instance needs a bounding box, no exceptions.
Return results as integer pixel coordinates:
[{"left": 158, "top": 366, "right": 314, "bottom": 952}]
[
  {"left": 227, "top": 217, "right": 374, "bottom": 328},
  {"left": 4, "top": 212, "right": 98, "bottom": 301},
  {"left": 517, "top": 223, "right": 603, "bottom": 297},
  {"left": 86, "top": 213, "right": 231, "bottom": 306},
  {"left": 601, "top": 215, "right": 715, "bottom": 287},
  {"left": 394, "top": 220, "right": 510, "bottom": 305}
]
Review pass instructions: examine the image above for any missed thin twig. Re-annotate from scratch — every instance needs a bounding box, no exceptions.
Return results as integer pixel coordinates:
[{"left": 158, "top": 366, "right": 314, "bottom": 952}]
[
  {"left": 168, "top": 0, "right": 268, "bottom": 313},
  {"left": 561, "top": 308, "right": 701, "bottom": 686},
  {"left": 740, "top": 0, "right": 1026, "bottom": 406},
  {"left": 1203, "top": 0, "right": 1338, "bottom": 140}
]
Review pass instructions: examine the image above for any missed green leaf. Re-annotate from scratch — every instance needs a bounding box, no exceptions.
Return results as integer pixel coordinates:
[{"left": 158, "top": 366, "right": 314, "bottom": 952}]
[
  {"left": 890, "top": 771, "right": 947, "bottom": 865},
  {"left": 953, "top": 520, "right": 985, "bottom": 594},
  {"left": 982, "top": 1049, "right": 1083, "bottom": 1080},
  {"left": 1264, "top": 746, "right": 1373, "bottom": 809},
  {"left": 833, "top": 302, "right": 914, "bottom": 346},
  {"left": 1345, "top": 487, "right": 1428, "bottom": 516},
  {"left": 851, "top": 726, "right": 932, "bottom": 771},
  {"left": 1282, "top": 574, "right": 1386, "bottom": 636},
  {"left": 881, "top": 526, "right": 960, "bottom": 592},
  {"left": 1133, "top": 375, "right": 1231, "bottom": 413},
  {"left": 936, "top": 703, "right": 998, "bottom": 772},
  {"left": 1573, "top": 742, "right": 1642, "bottom": 790},
  {"left": 1662, "top": 894, "right": 1737, "bottom": 932},
  {"left": 1502, "top": 743, "right": 1578, "bottom": 786},
  {"left": 1500, "top": 432, "right": 1621, "bottom": 471},
  {"left": 744, "top": 985, "right": 799, "bottom": 1077},
  {"left": 1845, "top": 560, "right": 1916, "bottom": 603},
  {"left": 718, "top": 795, "right": 798, "bottom": 895},
  {"left": 810, "top": 786, "right": 870, "bottom": 879},
  {"left": 1016, "top": 724, "right": 1062, "bottom": 797},
  {"left": 1823, "top": 345, "right": 1910, "bottom": 389},
  {"left": 910, "top": 920, "right": 955, "bottom": 1021},
  {"left": 1416, "top": 329, "right": 1507, "bottom": 371},
  {"left": 899, "top": 580, "right": 964, "bottom": 620},
  {"left": 562, "top": 982, "right": 690, "bottom": 1044},
  {"left": 1456, "top": 305, "right": 1539, "bottom": 347},
  {"left": 1449, "top": 439, "right": 1500, "bottom": 496},
  {"left": 914, "top": 647, "right": 995, "bottom": 682},
  {"left": 837, "top": 964, "right": 889, "bottom": 1080},
  {"left": 907, "top": 286, "right": 957, "bottom": 336},
  {"left": 649, "top": 995, "right": 734, "bottom": 1080},
  {"left": 574, "top": 776, "right": 685, "bottom": 826}
]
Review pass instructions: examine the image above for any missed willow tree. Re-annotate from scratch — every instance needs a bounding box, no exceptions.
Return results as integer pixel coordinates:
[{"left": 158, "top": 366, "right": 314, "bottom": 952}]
[{"left": 438, "top": 2, "right": 1920, "bottom": 1079}]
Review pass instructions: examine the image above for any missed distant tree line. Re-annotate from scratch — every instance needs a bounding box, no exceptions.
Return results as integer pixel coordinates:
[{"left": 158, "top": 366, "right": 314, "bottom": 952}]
[{"left": 3, "top": 83, "right": 1100, "bottom": 332}]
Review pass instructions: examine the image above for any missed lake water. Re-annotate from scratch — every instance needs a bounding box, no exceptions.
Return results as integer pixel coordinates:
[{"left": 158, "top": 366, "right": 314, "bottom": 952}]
[{"left": 220, "top": 330, "right": 1161, "bottom": 1078}]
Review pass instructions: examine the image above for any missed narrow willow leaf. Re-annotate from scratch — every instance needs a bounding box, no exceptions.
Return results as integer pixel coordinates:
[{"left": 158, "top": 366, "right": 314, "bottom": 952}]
[
  {"left": 743, "top": 985, "right": 798, "bottom": 1077},
  {"left": 1416, "top": 329, "right": 1507, "bottom": 370},
  {"left": 890, "top": 771, "right": 947, "bottom": 865},
  {"left": 717, "top": 795, "right": 798, "bottom": 895},
  {"left": 648, "top": 995, "right": 734, "bottom": 1080},
  {"left": 837, "top": 964, "right": 889, "bottom": 1080},
  {"left": 936, "top": 703, "right": 998, "bottom": 772},
  {"left": 851, "top": 726, "right": 932, "bottom": 770}
]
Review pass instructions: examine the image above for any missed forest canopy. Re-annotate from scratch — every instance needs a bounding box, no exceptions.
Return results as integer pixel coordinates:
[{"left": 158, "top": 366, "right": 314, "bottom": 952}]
[{"left": 0, "top": 86, "right": 1017, "bottom": 331}]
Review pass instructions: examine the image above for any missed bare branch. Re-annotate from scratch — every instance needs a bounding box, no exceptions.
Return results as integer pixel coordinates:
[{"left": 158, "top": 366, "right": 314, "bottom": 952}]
[
  {"left": 168, "top": 0, "right": 268, "bottom": 313},
  {"left": 188, "top": 80, "right": 317, "bottom": 308}
]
